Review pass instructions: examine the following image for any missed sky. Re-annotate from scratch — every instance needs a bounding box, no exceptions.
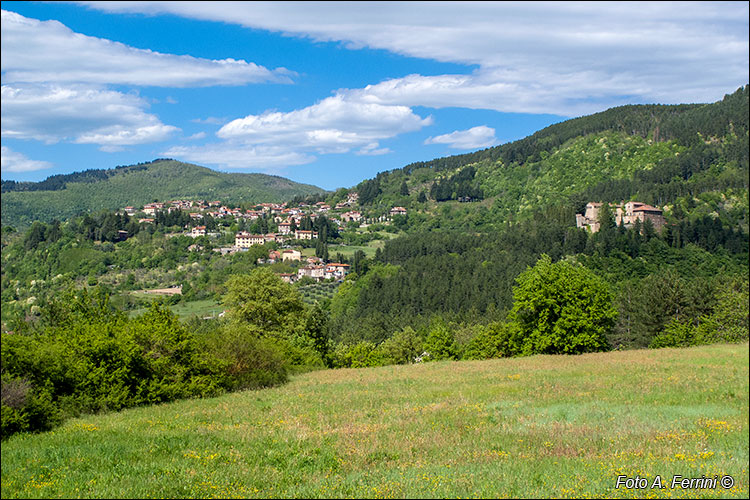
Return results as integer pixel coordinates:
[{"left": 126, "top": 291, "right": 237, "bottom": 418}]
[{"left": 1, "top": 1, "right": 748, "bottom": 191}]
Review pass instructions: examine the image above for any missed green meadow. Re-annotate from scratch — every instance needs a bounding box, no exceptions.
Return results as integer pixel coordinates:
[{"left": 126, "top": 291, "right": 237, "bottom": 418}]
[
  {"left": 127, "top": 299, "right": 223, "bottom": 320},
  {"left": 1, "top": 343, "right": 747, "bottom": 499}
]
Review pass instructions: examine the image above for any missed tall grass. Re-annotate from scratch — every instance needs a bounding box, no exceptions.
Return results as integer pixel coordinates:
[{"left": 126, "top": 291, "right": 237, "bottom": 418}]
[{"left": 2, "top": 343, "right": 747, "bottom": 498}]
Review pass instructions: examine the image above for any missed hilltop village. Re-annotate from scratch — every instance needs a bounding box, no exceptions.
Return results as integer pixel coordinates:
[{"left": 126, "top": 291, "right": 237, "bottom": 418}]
[
  {"left": 118, "top": 191, "right": 671, "bottom": 286},
  {"left": 120, "top": 192, "right": 410, "bottom": 284}
]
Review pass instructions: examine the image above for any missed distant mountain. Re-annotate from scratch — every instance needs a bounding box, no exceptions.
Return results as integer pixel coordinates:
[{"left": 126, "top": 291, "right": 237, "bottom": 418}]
[{"left": 1, "top": 159, "right": 327, "bottom": 227}]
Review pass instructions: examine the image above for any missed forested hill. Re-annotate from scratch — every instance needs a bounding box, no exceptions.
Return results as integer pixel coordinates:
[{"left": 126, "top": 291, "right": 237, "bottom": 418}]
[
  {"left": 349, "top": 85, "right": 748, "bottom": 230},
  {"left": 1, "top": 159, "right": 326, "bottom": 227}
]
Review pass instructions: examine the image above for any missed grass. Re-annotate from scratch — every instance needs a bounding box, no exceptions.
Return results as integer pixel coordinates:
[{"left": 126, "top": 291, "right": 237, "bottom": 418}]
[
  {"left": 127, "top": 299, "right": 223, "bottom": 320},
  {"left": 2, "top": 343, "right": 748, "bottom": 498}
]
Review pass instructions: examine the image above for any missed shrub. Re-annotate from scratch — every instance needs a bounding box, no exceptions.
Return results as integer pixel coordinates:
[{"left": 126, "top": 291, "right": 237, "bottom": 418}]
[
  {"left": 463, "top": 322, "right": 520, "bottom": 360},
  {"left": 423, "top": 320, "right": 458, "bottom": 361},
  {"left": 376, "top": 326, "right": 424, "bottom": 365}
]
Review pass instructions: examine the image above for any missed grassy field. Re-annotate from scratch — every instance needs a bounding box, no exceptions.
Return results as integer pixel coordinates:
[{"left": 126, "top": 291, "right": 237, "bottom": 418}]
[
  {"left": 127, "top": 299, "right": 223, "bottom": 320},
  {"left": 1, "top": 343, "right": 747, "bottom": 498}
]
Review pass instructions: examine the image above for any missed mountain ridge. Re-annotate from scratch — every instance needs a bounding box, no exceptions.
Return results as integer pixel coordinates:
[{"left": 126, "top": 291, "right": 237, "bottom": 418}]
[{"left": 1, "top": 159, "right": 327, "bottom": 227}]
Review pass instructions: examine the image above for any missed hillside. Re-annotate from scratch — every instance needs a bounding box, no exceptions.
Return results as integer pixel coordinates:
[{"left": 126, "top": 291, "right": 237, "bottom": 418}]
[
  {"left": 344, "top": 85, "right": 748, "bottom": 231},
  {"left": 0, "top": 159, "right": 326, "bottom": 227},
  {"left": 1, "top": 343, "right": 747, "bottom": 498}
]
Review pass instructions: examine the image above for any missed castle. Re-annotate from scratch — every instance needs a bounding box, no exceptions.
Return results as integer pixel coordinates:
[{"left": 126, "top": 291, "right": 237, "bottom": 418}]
[{"left": 576, "top": 201, "right": 665, "bottom": 233}]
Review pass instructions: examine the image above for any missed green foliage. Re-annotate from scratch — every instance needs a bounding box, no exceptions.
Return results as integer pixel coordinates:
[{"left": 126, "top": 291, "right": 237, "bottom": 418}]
[
  {"left": 330, "top": 342, "right": 385, "bottom": 368},
  {"left": 0, "top": 289, "right": 290, "bottom": 439},
  {"left": 376, "top": 326, "right": 424, "bottom": 365},
  {"left": 422, "top": 320, "right": 458, "bottom": 361},
  {"left": 203, "top": 324, "right": 288, "bottom": 391},
  {"left": 462, "top": 322, "right": 519, "bottom": 360},
  {"left": 2, "top": 159, "right": 326, "bottom": 227},
  {"left": 223, "top": 268, "right": 306, "bottom": 335},
  {"left": 509, "top": 255, "right": 616, "bottom": 355},
  {"left": 649, "top": 277, "right": 749, "bottom": 348}
]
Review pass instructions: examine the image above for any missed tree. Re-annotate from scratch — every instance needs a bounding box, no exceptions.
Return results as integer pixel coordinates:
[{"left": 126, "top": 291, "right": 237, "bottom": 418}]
[
  {"left": 223, "top": 268, "right": 306, "bottom": 335},
  {"left": 400, "top": 180, "right": 409, "bottom": 196},
  {"left": 422, "top": 319, "right": 458, "bottom": 361},
  {"left": 417, "top": 191, "right": 427, "bottom": 203},
  {"left": 24, "top": 221, "right": 47, "bottom": 250},
  {"left": 509, "top": 254, "right": 616, "bottom": 355}
]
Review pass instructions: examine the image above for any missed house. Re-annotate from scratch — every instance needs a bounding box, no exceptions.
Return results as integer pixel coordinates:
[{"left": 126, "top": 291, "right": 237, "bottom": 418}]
[
  {"left": 142, "top": 203, "right": 164, "bottom": 215},
  {"left": 282, "top": 249, "right": 302, "bottom": 262},
  {"left": 122, "top": 206, "right": 136, "bottom": 216},
  {"left": 235, "top": 231, "right": 265, "bottom": 248},
  {"left": 341, "top": 211, "right": 362, "bottom": 223},
  {"left": 390, "top": 206, "right": 407, "bottom": 216},
  {"left": 190, "top": 226, "right": 206, "bottom": 238},
  {"left": 278, "top": 273, "right": 296, "bottom": 284},
  {"left": 325, "top": 263, "right": 350, "bottom": 280},
  {"left": 294, "top": 229, "right": 318, "bottom": 240},
  {"left": 278, "top": 221, "right": 293, "bottom": 235},
  {"left": 298, "top": 264, "right": 326, "bottom": 280},
  {"left": 268, "top": 250, "right": 282, "bottom": 262},
  {"left": 138, "top": 218, "right": 155, "bottom": 224}
]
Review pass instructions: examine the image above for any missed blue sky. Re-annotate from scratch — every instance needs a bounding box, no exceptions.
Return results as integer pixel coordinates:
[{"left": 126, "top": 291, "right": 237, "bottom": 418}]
[{"left": 1, "top": 1, "right": 748, "bottom": 191}]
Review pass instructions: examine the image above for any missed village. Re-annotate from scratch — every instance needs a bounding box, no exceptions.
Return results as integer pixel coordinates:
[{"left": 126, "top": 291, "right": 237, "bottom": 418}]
[
  {"left": 120, "top": 193, "right": 670, "bottom": 285},
  {"left": 121, "top": 192, "right": 410, "bottom": 284}
]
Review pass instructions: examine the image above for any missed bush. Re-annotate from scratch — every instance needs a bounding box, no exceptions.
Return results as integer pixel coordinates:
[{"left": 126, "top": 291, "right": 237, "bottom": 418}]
[
  {"left": 376, "top": 326, "right": 424, "bottom": 365},
  {"left": 423, "top": 320, "right": 458, "bottom": 361},
  {"left": 205, "top": 324, "right": 288, "bottom": 391},
  {"left": 463, "top": 322, "right": 519, "bottom": 360},
  {"left": 650, "top": 319, "right": 694, "bottom": 348}
]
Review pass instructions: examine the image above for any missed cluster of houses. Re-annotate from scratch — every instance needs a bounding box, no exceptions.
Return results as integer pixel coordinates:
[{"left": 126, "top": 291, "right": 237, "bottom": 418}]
[
  {"left": 576, "top": 201, "right": 665, "bottom": 233},
  {"left": 278, "top": 262, "right": 350, "bottom": 283},
  {"left": 121, "top": 191, "right": 407, "bottom": 230}
]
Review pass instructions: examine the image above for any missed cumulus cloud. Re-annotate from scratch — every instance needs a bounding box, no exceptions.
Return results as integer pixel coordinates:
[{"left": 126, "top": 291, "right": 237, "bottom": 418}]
[
  {"left": 164, "top": 94, "right": 431, "bottom": 169},
  {"left": 77, "top": 1, "right": 749, "bottom": 115},
  {"left": 1, "top": 9, "right": 293, "bottom": 87},
  {"left": 1, "top": 84, "right": 178, "bottom": 149},
  {"left": 162, "top": 144, "right": 315, "bottom": 170},
  {"left": 425, "top": 126, "right": 497, "bottom": 150},
  {"left": 1, "top": 146, "right": 53, "bottom": 173},
  {"left": 217, "top": 94, "right": 432, "bottom": 154}
]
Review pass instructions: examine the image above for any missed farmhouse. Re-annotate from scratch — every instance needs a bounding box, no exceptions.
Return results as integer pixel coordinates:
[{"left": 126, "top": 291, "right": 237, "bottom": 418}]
[
  {"left": 298, "top": 264, "right": 326, "bottom": 280},
  {"left": 190, "top": 226, "right": 206, "bottom": 238},
  {"left": 282, "top": 249, "right": 302, "bottom": 262},
  {"left": 325, "top": 263, "right": 350, "bottom": 280},
  {"left": 390, "top": 206, "right": 407, "bottom": 216}
]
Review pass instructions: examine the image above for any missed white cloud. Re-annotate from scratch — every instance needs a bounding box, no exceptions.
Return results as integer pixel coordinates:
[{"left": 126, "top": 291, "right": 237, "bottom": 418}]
[
  {"left": 425, "top": 126, "right": 497, "bottom": 150},
  {"left": 217, "top": 94, "right": 432, "bottom": 154},
  {"left": 162, "top": 144, "right": 315, "bottom": 170},
  {"left": 165, "top": 94, "right": 431, "bottom": 169},
  {"left": 1, "top": 146, "right": 53, "bottom": 173},
  {"left": 0, "top": 9, "right": 292, "bottom": 87},
  {"left": 186, "top": 132, "right": 207, "bottom": 140},
  {"left": 1, "top": 84, "right": 178, "bottom": 149},
  {"left": 77, "top": 1, "right": 749, "bottom": 115}
]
